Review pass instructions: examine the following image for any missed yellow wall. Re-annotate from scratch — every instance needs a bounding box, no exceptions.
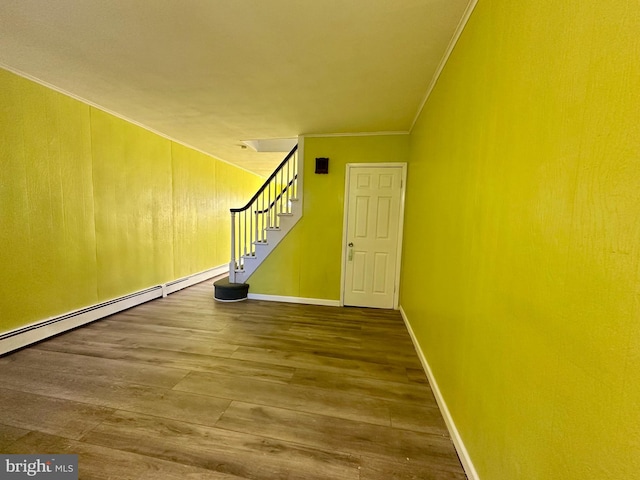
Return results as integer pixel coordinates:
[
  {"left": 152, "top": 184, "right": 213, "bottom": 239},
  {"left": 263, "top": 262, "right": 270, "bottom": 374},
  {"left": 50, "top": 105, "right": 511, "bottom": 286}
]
[
  {"left": 401, "top": 1, "right": 640, "bottom": 479},
  {"left": 0, "top": 70, "right": 99, "bottom": 331},
  {"left": 0, "top": 69, "right": 261, "bottom": 334},
  {"left": 171, "top": 143, "right": 261, "bottom": 279},
  {"left": 249, "top": 135, "right": 409, "bottom": 300},
  {"left": 91, "top": 109, "right": 175, "bottom": 299}
]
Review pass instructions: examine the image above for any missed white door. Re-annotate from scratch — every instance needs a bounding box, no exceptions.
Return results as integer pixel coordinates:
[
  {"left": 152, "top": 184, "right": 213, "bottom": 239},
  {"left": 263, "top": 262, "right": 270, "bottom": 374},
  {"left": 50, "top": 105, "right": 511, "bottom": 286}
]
[{"left": 342, "top": 165, "right": 405, "bottom": 308}]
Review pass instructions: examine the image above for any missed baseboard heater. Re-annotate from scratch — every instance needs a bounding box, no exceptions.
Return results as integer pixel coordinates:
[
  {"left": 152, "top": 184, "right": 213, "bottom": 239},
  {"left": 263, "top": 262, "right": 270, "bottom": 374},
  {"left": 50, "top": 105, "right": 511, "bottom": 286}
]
[{"left": 0, "top": 264, "right": 228, "bottom": 356}]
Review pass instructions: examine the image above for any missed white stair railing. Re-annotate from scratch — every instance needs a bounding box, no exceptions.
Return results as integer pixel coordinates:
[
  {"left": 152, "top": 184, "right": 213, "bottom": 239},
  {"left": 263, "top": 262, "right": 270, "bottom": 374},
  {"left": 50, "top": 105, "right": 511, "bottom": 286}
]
[{"left": 229, "top": 145, "right": 298, "bottom": 283}]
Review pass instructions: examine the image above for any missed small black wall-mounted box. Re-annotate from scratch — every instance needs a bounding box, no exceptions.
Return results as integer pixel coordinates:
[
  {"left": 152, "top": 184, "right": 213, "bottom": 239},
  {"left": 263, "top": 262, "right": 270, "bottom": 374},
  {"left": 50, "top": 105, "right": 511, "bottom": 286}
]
[{"left": 315, "top": 157, "right": 329, "bottom": 174}]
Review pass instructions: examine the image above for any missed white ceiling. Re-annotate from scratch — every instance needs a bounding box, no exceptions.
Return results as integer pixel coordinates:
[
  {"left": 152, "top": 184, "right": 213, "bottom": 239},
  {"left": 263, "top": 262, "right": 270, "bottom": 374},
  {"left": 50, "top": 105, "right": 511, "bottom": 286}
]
[{"left": 0, "top": 0, "right": 471, "bottom": 176}]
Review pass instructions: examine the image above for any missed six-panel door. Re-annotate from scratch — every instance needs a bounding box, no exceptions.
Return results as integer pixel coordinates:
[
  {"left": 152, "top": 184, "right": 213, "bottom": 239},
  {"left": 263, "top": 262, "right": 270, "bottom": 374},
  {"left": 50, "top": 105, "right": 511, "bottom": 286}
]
[{"left": 343, "top": 166, "right": 403, "bottom": 308}]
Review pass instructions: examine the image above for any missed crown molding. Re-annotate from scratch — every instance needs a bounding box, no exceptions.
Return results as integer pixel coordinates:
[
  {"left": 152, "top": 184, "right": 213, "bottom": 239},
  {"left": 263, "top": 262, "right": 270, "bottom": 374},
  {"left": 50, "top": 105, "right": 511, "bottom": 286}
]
[
  {"left": 303, "top": 131, "right": 409, "bottom": 138},
  {"left": 410, "top": 0, "right": 479, "bottom": 132},
  {"left": 0, "top": 63, "right": 260, "bottom": 177}
]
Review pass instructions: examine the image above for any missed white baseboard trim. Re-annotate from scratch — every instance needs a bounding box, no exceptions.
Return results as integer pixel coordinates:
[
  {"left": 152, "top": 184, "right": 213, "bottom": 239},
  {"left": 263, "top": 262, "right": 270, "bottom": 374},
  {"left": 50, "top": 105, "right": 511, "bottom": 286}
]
[
  {"left": 0, "top": 287, "right": 162, "bottom": 356},
  {"left": 0, "top": 264, "right": 228, "bottom": 356},
  {"left": 247, "top": 293, "right": 341, "bottom": 307},
  {"left": 165, "top": 264, "right": 228, "bottom": 295},
  {"left": 399, "top": 305, "right": 480, "bottom": 480}
]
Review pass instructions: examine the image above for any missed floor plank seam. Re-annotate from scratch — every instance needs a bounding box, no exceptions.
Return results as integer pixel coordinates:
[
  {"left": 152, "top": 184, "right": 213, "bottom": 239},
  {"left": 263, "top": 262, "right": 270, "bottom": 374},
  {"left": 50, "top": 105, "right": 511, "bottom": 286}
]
[{"left": 0, "top": 280, "right": 467, "bottom": 479}]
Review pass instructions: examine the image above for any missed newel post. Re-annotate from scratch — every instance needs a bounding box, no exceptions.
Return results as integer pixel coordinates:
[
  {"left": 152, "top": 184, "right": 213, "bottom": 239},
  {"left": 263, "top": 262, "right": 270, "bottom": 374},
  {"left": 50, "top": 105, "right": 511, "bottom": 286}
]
[{"left": 229, "top": 211, "right": 236, "bottom": 283}]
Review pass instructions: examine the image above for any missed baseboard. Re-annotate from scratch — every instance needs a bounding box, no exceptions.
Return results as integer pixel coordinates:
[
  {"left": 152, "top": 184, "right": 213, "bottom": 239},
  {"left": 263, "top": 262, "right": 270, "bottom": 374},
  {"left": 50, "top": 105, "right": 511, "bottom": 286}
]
[
  {"left": 399, "top": 305, "right": 480, "bottom": 480},
  {"left": 165, "top": 264, "right": 229, "bottom": 295},
  {"left": 0, "top": 264, "right": 228, "bottom": 356},
  {"left": 247, "top": 293, "right": 341, "bottom": 307}
]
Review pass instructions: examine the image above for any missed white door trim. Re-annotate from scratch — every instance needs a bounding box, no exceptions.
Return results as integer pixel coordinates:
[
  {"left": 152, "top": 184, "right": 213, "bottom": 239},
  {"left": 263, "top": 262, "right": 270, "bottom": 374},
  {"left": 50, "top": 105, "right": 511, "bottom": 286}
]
[{"left": 340, "top": 163, "right": 407, "bottom": 309}]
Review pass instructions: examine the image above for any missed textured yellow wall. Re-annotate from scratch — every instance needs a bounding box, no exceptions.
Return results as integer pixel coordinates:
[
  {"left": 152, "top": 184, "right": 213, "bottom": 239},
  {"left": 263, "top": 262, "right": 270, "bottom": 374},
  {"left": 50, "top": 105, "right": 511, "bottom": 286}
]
[
  {"left": 0, "top": 69, "right": 98, "bottom": 331},
  {"left": 249, "top": 135, "right": 409, "bottom": 300},
  {"left": 401, "top": 1, "right": 640, "bottom": 478},
  {"left": 0, "top": 69, "right": 261, "bottom": 334},
  {"left": 91, "top": 109, "right": 175, "bottom": 299},
  {"left": 172, "top": 142, "right": 216, "bottom": 279},
  {"left": 170, "top": 143, "right": 263, "bottom": 279}
]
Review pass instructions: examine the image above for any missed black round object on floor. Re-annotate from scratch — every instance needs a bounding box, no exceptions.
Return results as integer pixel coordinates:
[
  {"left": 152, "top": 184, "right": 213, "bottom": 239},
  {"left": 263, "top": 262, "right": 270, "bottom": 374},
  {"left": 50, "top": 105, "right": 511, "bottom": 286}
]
[{"left": 213, "top": 277, "right": 249, "bottom": 302}]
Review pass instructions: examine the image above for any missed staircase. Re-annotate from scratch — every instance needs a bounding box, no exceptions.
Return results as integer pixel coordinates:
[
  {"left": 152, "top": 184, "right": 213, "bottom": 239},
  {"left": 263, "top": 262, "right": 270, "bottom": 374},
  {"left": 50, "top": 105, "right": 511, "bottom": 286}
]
[{"left": 214, "top": 145, "right": 302, "bottom": 301}]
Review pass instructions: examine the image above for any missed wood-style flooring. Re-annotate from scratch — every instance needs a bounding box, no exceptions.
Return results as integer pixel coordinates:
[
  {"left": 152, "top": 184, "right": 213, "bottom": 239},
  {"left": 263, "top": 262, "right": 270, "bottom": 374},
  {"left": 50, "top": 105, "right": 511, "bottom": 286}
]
[{"left": 0, "top": 279, "right": 466, "bottom": 479}]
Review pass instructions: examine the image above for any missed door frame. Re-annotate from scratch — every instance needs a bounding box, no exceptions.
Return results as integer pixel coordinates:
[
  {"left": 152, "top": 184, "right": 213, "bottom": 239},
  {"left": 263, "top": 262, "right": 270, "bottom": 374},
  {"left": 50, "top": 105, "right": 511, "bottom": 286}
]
[{"left": 340, "top": 163, "right": 407, "bottom": 309}]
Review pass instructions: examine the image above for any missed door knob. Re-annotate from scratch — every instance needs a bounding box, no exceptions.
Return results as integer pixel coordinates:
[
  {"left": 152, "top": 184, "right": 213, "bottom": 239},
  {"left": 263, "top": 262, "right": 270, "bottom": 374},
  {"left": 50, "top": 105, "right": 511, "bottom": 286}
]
[{"left": 348, "top": 242, "right": 354, "bottom": 247}]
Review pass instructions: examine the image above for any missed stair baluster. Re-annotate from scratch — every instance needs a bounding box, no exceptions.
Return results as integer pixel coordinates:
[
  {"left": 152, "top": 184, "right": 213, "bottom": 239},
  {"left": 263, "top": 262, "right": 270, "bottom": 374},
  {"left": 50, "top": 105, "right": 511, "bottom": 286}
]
[{"left": 229, "top": 145, "right": 299, "bottom": 283}]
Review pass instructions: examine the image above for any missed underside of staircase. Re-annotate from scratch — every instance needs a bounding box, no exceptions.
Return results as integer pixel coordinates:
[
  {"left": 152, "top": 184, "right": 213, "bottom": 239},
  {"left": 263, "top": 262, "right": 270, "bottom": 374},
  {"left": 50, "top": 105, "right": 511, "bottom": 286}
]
[{"left": 214, "top": 144, "right": 301, "bottom": 302}]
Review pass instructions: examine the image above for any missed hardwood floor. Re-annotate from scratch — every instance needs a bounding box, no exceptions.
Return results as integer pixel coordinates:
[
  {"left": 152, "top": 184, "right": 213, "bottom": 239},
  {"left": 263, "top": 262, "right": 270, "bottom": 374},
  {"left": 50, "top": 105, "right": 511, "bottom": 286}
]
[{"left": 0, "top": 280, "right": 466, "bottom": 479}]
